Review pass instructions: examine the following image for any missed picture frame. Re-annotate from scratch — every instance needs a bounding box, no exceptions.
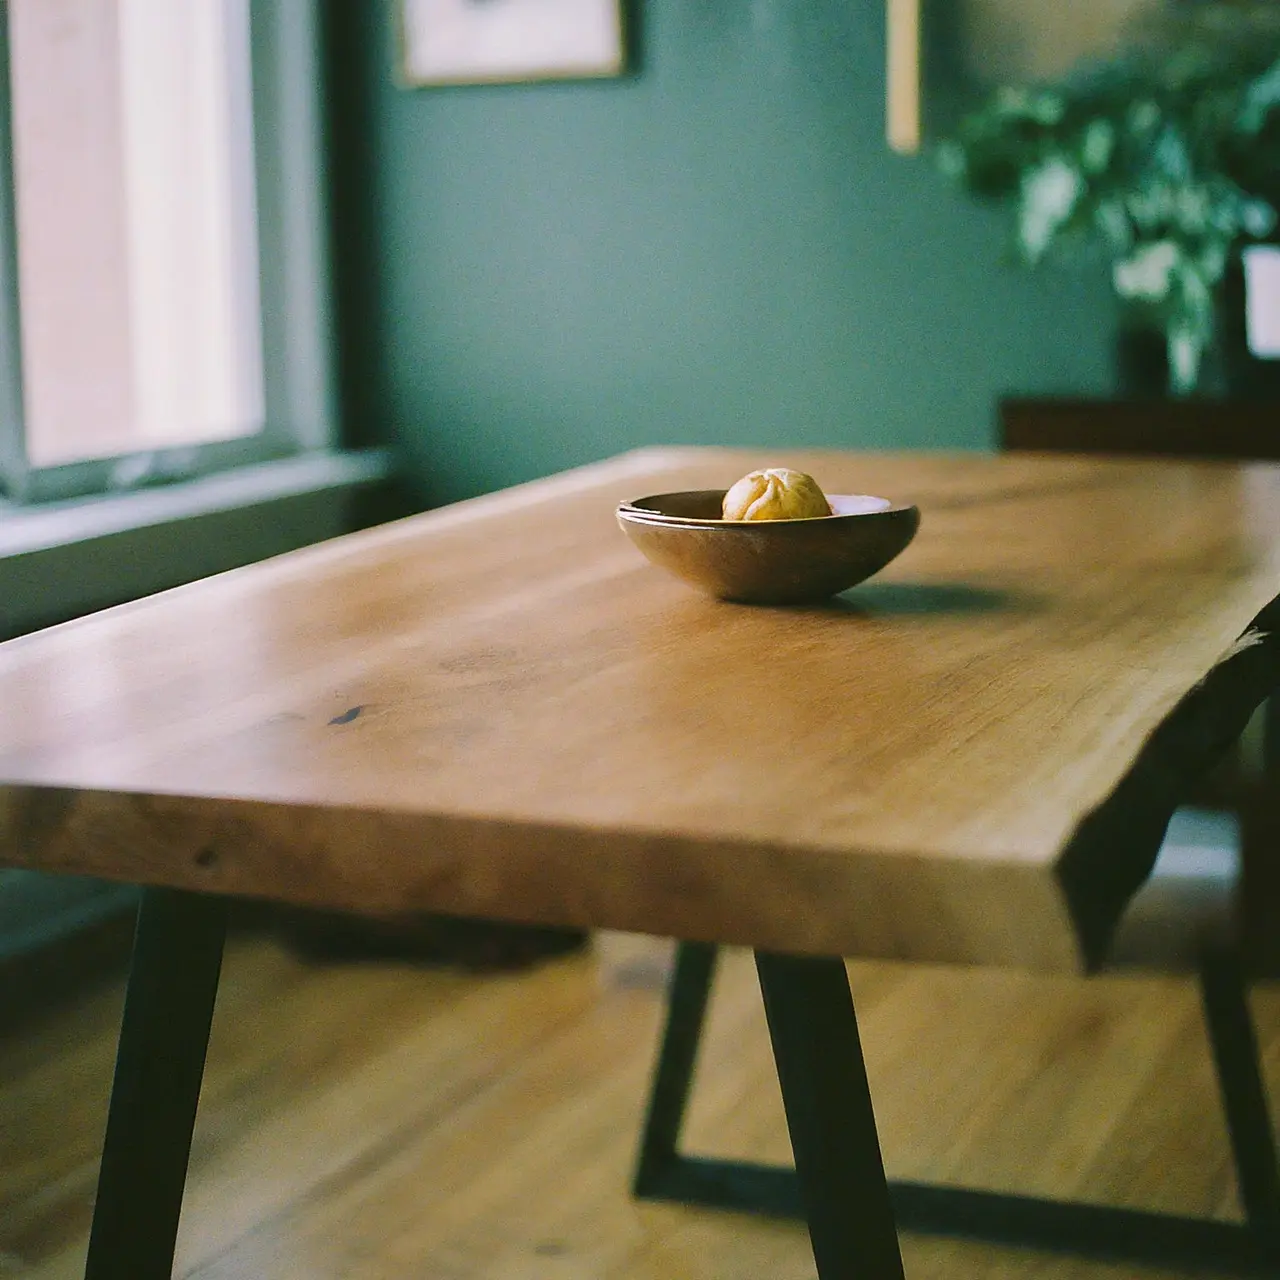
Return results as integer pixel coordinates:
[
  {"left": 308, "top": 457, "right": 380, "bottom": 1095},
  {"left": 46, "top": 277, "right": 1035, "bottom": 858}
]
[
  {"left": 398, "top": 0, "right": 626, "bottom": 87},
  {"left": 887, "top": 0, "right": 922, "bottom": 154},
  {"left": 892, "top": 0, "right": 1185, "bottom": 152}
]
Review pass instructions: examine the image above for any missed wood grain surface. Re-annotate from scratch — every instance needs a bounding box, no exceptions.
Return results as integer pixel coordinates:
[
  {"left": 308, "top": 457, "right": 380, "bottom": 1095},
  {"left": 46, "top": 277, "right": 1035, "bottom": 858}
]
[{"left": 2, "top": 447, "right": 1280, "bottom": 972}]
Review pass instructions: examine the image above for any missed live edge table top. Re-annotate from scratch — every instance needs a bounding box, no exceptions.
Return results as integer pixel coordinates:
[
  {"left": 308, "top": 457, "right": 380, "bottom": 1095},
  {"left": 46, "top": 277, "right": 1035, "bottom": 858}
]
[{"left": 3, "top": 447, "right": 1279, "bottom": 974}]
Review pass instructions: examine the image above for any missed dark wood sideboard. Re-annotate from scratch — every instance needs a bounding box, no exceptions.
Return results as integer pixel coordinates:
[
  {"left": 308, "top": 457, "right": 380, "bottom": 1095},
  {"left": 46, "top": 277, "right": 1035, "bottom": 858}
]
[{"left": 1002, "top": 397, "right": 1280, "bottom": 461}]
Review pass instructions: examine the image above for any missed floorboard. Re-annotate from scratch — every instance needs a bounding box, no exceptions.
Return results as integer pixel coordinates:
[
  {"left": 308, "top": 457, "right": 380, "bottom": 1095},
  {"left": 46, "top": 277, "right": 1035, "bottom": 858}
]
[{"left": 1, "top": 928, "right": 1276, "bottom": 1279}]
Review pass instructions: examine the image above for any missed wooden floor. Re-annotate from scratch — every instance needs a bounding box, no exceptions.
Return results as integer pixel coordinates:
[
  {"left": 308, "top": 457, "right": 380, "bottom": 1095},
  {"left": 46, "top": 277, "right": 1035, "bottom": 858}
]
[{"left": 2, "top": 927, "right": 1278, "bottom": 1279}]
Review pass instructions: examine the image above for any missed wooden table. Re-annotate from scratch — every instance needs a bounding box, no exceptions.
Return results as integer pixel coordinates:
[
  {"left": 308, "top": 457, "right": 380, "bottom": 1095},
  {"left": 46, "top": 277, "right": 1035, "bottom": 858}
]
[{"left": 3, "top": 447, "right": 1280, "bottom": 1279}]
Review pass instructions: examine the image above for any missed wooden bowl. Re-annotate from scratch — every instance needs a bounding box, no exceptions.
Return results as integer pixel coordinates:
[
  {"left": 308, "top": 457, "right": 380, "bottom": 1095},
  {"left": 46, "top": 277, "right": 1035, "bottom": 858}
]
[{"left": 616, "top": 490, "right": 920, "bottom": 605}]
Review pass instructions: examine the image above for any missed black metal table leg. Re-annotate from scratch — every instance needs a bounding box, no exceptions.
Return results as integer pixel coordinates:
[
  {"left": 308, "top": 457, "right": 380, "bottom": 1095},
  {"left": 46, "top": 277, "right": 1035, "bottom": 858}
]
[
  {"left": 633, "top": 941, "right": 717, "bottom": 1195},
  {"left": 1200, "top": 946, "right": 1280, "bottom": 1233},
  {"left": 634, "top": 941, "right": 1280, "bottom": 1275},
  {"left": 84, "top": 887, "right": 228, "bottom": 1280},
  {"left": 756, "top": 950, "right": 905, "bottom": 1280}
]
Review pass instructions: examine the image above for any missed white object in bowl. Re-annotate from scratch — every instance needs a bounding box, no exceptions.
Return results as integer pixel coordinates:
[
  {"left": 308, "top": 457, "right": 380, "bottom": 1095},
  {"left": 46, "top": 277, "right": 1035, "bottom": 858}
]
[{"left": 828, "top": 494, "right": 894, "bottom": 516}]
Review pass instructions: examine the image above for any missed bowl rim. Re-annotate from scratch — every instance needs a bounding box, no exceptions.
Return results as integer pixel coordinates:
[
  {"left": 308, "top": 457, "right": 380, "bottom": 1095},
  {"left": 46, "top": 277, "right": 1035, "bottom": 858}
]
[{"left": 617, "top": 490, "right": 916, "bottom": 527}]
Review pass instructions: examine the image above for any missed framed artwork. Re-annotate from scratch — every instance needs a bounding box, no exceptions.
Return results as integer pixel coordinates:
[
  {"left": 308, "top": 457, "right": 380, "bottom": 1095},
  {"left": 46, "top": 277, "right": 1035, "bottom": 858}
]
[
  {"left": 889, "top": 0, "right": 1186, "bottom": 152},
  {"left": 399, "top": 0, "right": 626, "bottom": 87},
  {"left": 953, "top": 0, "right": 1159, "bottom": 87}
]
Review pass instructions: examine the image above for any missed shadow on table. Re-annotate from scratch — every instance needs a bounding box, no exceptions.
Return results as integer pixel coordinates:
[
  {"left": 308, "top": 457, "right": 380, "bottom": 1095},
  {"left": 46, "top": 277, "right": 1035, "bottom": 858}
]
[{"left": 825, "top": 581, "right": 1028, "bottom": 617}]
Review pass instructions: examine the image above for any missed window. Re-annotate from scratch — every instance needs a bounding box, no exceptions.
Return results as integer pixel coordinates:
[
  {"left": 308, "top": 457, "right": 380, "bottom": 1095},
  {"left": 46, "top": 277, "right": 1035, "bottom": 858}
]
[{"left": 0, "top": 0, "right": 335, "bottom": 503}]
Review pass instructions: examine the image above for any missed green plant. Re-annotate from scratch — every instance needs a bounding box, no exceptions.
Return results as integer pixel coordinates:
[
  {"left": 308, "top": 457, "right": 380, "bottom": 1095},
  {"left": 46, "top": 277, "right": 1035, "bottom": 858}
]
[{"left": 938, "top": 4, "right": 1280, "bottom": 394}]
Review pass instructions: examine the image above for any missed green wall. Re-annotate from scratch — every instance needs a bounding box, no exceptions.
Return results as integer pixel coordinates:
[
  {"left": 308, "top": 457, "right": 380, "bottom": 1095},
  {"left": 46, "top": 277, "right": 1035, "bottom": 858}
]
[{"left": 327, "top": 0, "right": 1116, "bottom": 506}]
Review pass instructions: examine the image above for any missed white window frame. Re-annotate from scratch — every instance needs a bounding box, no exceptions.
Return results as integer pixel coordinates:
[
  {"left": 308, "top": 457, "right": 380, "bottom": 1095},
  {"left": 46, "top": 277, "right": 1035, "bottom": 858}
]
[{"left": 0, "top": 0, "right": 337, "bottom": 504}]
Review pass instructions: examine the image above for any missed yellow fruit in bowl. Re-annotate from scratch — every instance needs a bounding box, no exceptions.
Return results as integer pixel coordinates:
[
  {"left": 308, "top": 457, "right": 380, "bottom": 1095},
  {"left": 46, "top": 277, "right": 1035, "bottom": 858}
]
[{"left": 721, "top": 468, "right": 833, "bottom": 521}]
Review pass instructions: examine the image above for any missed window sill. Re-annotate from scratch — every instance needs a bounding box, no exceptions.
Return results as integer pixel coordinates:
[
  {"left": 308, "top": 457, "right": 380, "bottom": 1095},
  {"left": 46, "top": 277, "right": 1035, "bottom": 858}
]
[{"left": 1, "top": 448, "right": 396, "bottom": 637}]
